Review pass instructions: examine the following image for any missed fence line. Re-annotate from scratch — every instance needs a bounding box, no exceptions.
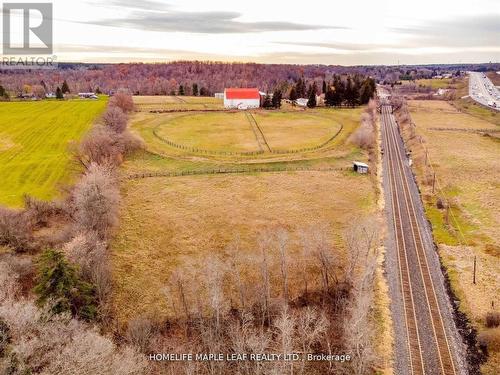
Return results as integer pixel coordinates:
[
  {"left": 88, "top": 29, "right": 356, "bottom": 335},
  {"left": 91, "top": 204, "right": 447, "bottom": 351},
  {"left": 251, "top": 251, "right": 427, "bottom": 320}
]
[
  {"left": 125, "top": 165, "right": 348, "bottom": 180},
  {"left": 152, "top": 122, "right": 344, "bottom": 156}
]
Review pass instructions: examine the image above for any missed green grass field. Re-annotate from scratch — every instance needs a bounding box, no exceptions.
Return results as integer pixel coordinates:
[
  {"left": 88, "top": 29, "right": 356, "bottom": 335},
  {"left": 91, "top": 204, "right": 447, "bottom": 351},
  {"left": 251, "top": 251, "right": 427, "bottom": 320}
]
[
  {"left": 253, "top": 111, "right": 342, "bottom": 150},
  {"left": 155, "top": 112, "right": 260, "bottom": 152},
  {"left": 0, "top": 99, "right": 107, "bottom": 207}
]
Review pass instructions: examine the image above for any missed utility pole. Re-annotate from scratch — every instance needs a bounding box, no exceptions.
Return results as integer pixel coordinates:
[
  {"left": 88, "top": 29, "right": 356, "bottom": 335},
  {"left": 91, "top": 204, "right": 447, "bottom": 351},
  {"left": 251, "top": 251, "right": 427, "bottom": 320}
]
[{"left": 432, "top": 172, "right": 436, "bottom": 194}]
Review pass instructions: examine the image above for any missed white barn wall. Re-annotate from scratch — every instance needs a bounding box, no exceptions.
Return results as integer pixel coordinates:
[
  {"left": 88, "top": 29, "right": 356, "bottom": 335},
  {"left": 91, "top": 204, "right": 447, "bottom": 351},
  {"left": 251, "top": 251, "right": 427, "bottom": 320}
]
[{"left": 223, "top": 98, "right": 260, "bottom": 109}]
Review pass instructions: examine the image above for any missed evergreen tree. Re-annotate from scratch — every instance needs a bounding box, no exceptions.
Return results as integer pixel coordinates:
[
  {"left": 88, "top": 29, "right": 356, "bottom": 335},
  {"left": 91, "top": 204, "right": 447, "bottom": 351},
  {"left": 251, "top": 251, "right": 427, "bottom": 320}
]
[
  {"left": 344, "top": 77, "right": 359, "bottom": 107},
  {"left": 359, "top": 77, "right": 376, "bottom": 104},
  {"left": 272, "top": 89, "right": 282, "bottom": 108},
  {"left": 178, "top": 85, "right": 185, "bottom": 96},
  {"left": 295, "top": 77, "right": 306, "bottom": 98},
  {"left": 307, "top": 84, "right": 317, "bottom": 108},
  {"left": 34, "top": 249, "right": 97, "bottom": 321},
  {"left": 192, "top": 83, "right": 199, "bottom": 96},
  {"left": 289, "top": 87, "right": 297, "bottom": 103},
  {"left": 55, "top": 87, "right": 64, "bottom": 99},
  {"left": 262, "top": 94, "right": 273, "bottom": 109},
  {"left": 0, "top": 85, "right": 5, "bottom": 98},
  {"left": 199, "top": 87, "right": 208, "bottom": 96},
  {"left": 322, "top": 80, "right": 327, "bottom": 94},
  {"left": 61, "top": 80, "right": 70, "bottom": 94},
  {"left": 325, "top": 86, "right": 335, "bottom": 107}
]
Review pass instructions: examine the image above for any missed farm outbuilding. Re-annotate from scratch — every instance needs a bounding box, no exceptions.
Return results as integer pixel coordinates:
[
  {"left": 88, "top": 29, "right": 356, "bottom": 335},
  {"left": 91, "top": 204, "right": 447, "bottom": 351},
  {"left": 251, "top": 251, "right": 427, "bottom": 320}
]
[
  {"left": 224, "top": 88, "right": 260, "bottom": 109},
  {"left": 353, "top": 161, "right": 369, "bottom": 174}
]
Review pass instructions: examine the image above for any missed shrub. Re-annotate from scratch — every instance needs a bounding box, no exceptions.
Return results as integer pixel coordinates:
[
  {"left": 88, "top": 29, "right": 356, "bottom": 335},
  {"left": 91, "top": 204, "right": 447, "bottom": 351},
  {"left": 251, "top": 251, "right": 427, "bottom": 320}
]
[
  {"left": 72, "top": 163, "right": 119, "bottom": 239},
  {"left": 34, "top": 249, "right": 97, "bottom": 321},
  {"left": 477, "top": 328, "right": 500, "bottom": 353},
  {"left": 77, "top": 125, "right": 124, "bottom": 168},
  {"left": 23, "top": 195, "right": 67, "bottom": 227},
  {"left": 102, "top": 106, "right": 128, "bottom": 133},
  {"left": 0, "top": 317, "right": 9, "bottom": 357},
  {"left": 0, "top": 300, "right": 148, "bottom": 375},
  {"left": 109, "top": 90, "right": 134, "bottom": 113},
  {"left": 64, "top": 231, "right": 112, "bottom": 318},
  {"left": 485, "top": 311, "right": 500, "bottom": 328},
  {"left": 126, "top": 317, "right": 153, "bottom": 352},
  {"left": 0, "top": 207, "right": 34, "bottom": 253}
]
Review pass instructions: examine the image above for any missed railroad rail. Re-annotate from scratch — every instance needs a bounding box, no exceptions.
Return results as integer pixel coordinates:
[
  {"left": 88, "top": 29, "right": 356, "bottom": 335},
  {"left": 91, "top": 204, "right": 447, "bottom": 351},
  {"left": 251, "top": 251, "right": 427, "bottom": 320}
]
[{"left": 381, "top": 102, "right": 457, "bottom": 375}]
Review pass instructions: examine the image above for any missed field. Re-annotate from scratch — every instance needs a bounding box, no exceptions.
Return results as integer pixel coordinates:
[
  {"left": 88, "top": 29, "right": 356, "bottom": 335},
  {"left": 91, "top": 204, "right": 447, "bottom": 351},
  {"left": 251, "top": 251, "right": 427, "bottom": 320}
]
[
  {"left": 113, "top": 171, "right": 376, "bottom": 323},
  {"left": 404, "top": 78, "right": 459, "bottom": 90},
  {"left": 112, "top": 96, "right": 377, "bottom": 324},
  {"left": 0, "top": 99, "right": 107, "bottom": 207},
  {"left": 133, "top": 95, "right": 223, "bottom": 111},
  {"left": 405, "top": 100, "right": 500, "bottom": 374}
]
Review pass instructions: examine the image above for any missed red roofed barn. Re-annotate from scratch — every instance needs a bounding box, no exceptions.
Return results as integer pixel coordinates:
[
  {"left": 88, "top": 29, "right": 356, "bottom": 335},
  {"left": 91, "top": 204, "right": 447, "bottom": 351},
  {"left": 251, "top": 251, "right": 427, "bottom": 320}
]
[{"left": 224, "top": 88, "right": 260, "bottom": 109}]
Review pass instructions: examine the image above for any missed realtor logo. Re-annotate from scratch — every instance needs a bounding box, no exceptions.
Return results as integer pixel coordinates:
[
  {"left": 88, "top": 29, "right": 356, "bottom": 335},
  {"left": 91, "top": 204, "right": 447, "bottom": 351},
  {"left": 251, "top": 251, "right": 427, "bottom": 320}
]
[{"left": 2, "top": 3, "right": 53, "bottom": 54}]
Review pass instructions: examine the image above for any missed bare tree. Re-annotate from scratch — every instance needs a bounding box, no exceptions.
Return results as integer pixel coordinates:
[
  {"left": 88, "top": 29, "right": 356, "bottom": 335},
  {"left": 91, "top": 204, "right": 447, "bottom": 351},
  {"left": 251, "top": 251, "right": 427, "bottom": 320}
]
[
  {"left": 258, "top": 232, "right": 273, "bottom": 327},
  {"left": 72, "top": 163, "right": 120, "bottom": 239},
  {"left": 276, "top": 228, "right": 289, "bottom": 303},
  {"left": 226, "top": 235, "right": 247, "bottom": 311},
  {"left": 109, "top": 89, "right": 134, "bottom": 112},
  {"left": 126, "top": 316, "right": 153, "bottom": 353},
  {"left": 102, "top": 106, "right": 128, "bottom": 133}
]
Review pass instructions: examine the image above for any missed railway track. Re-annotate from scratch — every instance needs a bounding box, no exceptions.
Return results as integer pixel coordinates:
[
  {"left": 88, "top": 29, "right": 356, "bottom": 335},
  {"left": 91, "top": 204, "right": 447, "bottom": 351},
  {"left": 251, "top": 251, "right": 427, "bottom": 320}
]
[{"left": 381, "top": 102, "right": 457, "bottom": 375}]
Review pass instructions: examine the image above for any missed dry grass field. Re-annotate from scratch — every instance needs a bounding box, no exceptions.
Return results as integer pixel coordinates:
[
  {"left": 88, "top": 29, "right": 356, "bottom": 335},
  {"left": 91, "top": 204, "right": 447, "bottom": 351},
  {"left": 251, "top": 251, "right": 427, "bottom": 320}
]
[
  {"left": 110, "top": 100, "right": 379, "bottom": 326},
  {"left": 112, "top": 171, "right": 376, "bottom": 323},
  {"left": 405, "top": 100, "right": 500, "bottom": 374}
]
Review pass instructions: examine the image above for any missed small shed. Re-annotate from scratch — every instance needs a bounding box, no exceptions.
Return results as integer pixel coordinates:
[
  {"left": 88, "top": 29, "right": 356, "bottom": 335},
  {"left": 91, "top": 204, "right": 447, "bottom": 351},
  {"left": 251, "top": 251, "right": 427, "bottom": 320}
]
[{"left": 353, "top": 161, "right": 369, "bottom": 174}]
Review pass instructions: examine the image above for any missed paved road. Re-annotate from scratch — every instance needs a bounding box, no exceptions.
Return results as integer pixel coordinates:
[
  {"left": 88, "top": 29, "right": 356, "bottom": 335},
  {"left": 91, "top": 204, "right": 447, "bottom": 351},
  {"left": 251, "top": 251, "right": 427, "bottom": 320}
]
[
  {"left": 468, "top": 72, "right": 500, "bottom": 111},
  {"left": 380, "top": 98, "right": 467, "bottom": 375}
]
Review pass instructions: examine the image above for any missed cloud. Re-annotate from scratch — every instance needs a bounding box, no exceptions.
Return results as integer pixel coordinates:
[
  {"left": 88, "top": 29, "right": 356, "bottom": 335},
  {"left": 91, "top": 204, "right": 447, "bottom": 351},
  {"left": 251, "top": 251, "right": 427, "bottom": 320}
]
[
  {"left": 273, "top": 41, "right": 395, "bottom": 52},
  {"left": 87, "top": 0, "right": 171, "bottom": 11},
  {"left": 392, "top": 14, "right": 500, "bottom": 48},
  {"left": 83, "top": 8, "right": 343, "bottom": 34}
]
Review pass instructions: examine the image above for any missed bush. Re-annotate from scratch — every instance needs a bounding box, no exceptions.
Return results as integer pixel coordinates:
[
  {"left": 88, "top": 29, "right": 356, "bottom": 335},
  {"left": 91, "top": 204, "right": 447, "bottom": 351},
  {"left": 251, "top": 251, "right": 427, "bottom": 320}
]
[
  {"left": 485, "top": 311, "right": 500, "bottom": 328},
  {"left": 77, "top": 125, "right": 125, "bottom": 168},
  {"left": 34, "top": 249, "right": 97, "bottom": 321},
  {"left": 0, "top": 317, "right": 9, "bottom": 357},
  {"left": 109, "top": 90, "right": 134, "bottom": 113},
  {"left": 102, "top": 107, "right": 128, "bottom": 133},
  {"left": 0, "top": 208, "right": 34, "bottom": 253},
  {"left": 72, "top": 164, "right": 119, "bottom": 239},
  {"left": 0, "top": 300, "right": 149, "bottom": 374},
  {"left": 64, "top": 231, "right": 112, "bottom": 317},
  {"left": 477, "top": 328, "right": 500, "bottom": 353},
  {"left": 23, "top": 195, "right": 67, "bottom": 227},
  {"left": 126, "top": 317, "right": 153, "bottom": 352}
]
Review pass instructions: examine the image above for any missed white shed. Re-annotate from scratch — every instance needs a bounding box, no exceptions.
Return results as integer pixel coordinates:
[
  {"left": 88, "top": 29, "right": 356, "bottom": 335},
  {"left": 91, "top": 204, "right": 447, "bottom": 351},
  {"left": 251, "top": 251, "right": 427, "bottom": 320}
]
[
  {"left": 224, "top": 88, "right": 260, "bottom": 109},
  {"left": 353, "top": 161, "right": 369, "bottom": 174}
]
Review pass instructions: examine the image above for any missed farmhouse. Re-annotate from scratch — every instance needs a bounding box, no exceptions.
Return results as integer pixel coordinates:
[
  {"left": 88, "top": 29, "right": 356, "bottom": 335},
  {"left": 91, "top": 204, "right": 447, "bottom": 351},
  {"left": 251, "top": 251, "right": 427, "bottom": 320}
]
[
  {"left": 224, "top": 88, "right": 260, "bottom": 109},
  {"left": 78, "top": 92, "right": 98, "bottom": 99}
]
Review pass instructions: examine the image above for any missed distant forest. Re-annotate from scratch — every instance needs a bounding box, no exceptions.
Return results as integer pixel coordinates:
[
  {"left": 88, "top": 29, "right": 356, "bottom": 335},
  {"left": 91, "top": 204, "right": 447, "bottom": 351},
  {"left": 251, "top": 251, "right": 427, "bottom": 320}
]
[{"left": 0, "top": 61, "right": 498, "bottom": 98}]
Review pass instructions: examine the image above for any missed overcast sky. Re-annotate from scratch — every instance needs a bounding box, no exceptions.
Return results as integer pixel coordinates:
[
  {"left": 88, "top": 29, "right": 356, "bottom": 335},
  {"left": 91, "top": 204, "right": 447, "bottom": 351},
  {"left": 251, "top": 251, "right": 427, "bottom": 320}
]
[{"left": 5, "top": 0, "right": 500, "bottom": 65}]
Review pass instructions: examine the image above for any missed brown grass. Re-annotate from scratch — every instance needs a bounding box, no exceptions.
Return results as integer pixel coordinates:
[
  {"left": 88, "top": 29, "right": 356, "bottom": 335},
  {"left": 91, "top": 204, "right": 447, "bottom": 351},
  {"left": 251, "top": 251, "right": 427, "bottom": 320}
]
[
  {"left": 111, "top": 171, "right": 376, "bottom": 324},
  {"left": 403, "top": 100, "right": 500, "bottom": 374}
]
